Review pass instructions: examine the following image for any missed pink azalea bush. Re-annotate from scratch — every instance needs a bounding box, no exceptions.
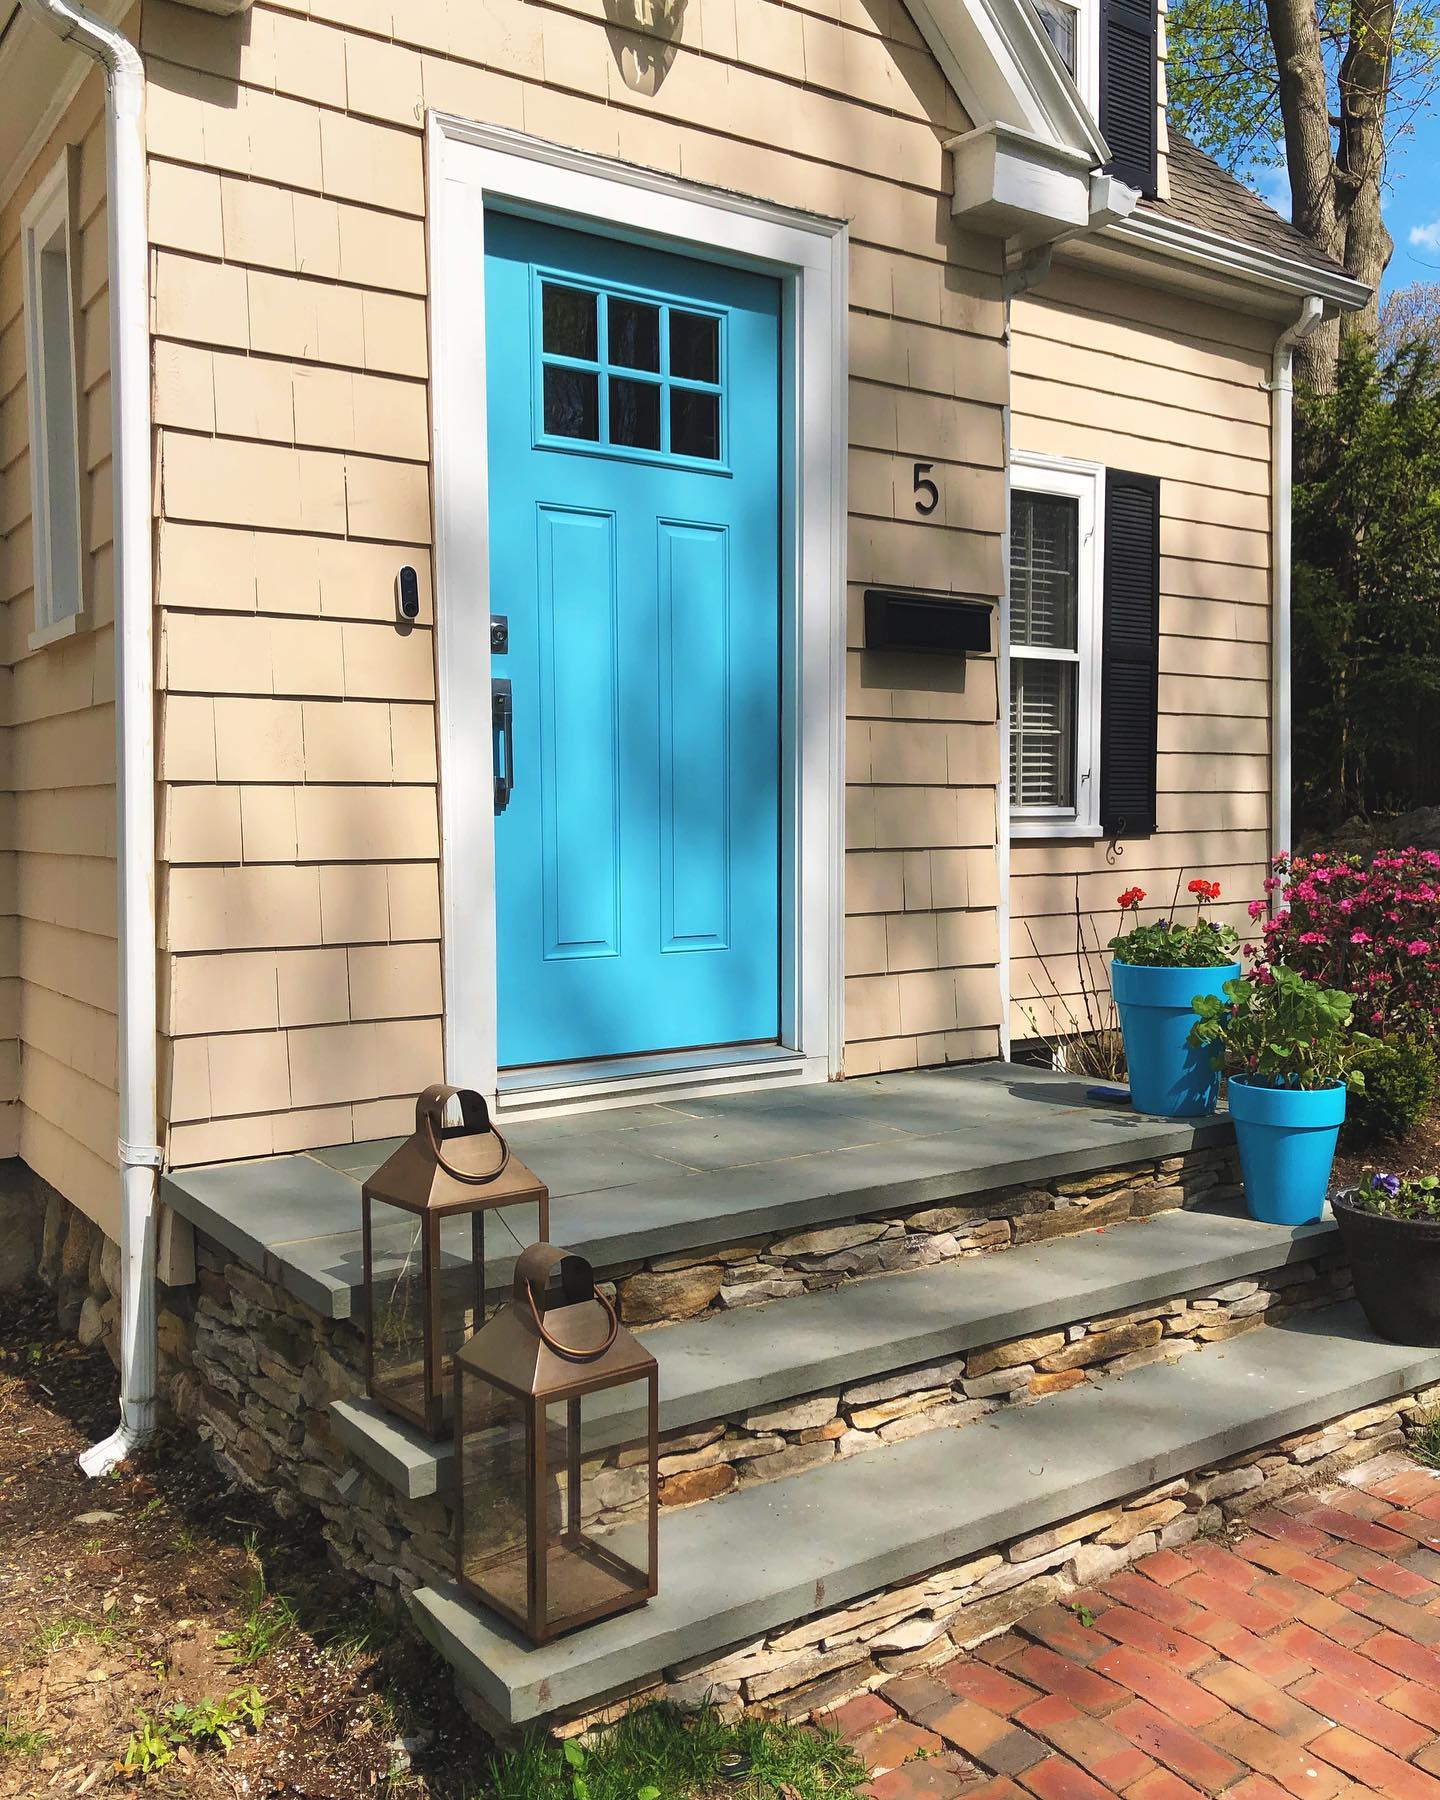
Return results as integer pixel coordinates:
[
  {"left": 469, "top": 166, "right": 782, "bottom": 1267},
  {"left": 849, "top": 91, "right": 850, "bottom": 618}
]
[{"left": 1257, "top": 848, "right": 1440, "bottom": 1044}]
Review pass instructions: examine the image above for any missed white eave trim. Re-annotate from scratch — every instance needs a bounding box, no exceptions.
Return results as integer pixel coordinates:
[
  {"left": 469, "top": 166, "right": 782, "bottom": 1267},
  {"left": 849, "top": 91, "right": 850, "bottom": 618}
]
[
  {"left": 901, "top": 0, "right": 1108, "bottom": 164},
  {"left": 1107, "top": 206, "right": 1371, "bottom": 310}
]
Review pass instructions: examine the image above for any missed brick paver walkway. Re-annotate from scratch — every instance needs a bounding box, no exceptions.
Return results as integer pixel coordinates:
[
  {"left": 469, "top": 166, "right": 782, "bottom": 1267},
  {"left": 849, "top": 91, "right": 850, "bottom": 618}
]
[{"left": 831, "top": 1459, "right": 1440, "bottom": 1800}]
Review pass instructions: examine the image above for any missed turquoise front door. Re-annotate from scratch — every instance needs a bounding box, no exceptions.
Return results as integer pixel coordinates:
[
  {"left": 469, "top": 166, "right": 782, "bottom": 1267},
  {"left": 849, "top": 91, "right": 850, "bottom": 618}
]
[{"left": 484, "top": 213, "right": 782, "bottom": 1070}]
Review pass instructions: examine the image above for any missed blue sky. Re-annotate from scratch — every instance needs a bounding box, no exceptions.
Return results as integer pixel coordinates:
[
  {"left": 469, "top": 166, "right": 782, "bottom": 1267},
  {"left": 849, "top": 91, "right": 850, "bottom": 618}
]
[{"left": 1246, "top": 112, "right": 1440, "bottom": 298}]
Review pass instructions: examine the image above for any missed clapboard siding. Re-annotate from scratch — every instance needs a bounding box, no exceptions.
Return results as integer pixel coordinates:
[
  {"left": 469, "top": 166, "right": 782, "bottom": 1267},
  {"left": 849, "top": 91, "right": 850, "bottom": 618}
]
[
  {"left": 1009, "top": 265, "right": 1273, "bottom": 1049},
  {"left": 139, "top": 0, "right": 1009, "bottom": 1156},
  {"left": 0, "top": 70, "right": 120, "bottom": 1233}
]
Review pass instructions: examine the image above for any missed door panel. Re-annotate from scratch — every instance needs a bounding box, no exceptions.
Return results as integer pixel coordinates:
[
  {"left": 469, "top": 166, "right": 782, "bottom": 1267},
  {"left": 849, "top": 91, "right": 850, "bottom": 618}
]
[{"left": 484, "top": 212, "right": 782, "bottom": 1070}]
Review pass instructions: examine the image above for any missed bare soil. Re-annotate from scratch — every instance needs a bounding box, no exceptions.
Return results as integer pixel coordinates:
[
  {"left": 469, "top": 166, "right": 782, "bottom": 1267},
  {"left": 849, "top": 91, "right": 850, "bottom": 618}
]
[
  {"left": 0, "top": 1286, "right": 495, "bottom": 1799},
  {"left": 1333, "top": 1103, "right": 1440, "bottom": 1190}
]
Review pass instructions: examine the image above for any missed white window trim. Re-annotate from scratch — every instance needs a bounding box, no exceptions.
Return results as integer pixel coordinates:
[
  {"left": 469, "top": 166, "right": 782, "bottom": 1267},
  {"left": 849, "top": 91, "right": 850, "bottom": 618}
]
[
  {"left": 426, "top": 115, "right": 848, "bottom": 1118},
  {"left": 1008, "top": 451, "right": 1104, "bottom": 839},
  {"left": 20, "top": 148, "right": 86, "bottom": 653}
]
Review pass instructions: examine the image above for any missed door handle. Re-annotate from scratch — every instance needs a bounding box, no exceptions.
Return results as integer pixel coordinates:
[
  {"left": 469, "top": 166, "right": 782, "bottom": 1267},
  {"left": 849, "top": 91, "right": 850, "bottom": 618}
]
[{"left": 492, "top": 678, "right": 514, "bottom": 815}]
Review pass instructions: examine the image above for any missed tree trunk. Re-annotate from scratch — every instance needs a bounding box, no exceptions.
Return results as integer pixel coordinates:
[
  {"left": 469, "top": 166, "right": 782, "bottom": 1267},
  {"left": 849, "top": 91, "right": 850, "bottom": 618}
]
[{"left": 1267, "top": 0, "right": 1396, "bottom": 384}]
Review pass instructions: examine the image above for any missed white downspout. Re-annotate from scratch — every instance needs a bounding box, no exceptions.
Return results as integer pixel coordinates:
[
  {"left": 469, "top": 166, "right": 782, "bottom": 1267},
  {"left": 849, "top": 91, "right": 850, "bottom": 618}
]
[
  {"left": 19, "top": 0, "right": 160, "bottom": 1477},
  {"left": 1269, "top": 295, "right": 1323, "bottom": 862}
]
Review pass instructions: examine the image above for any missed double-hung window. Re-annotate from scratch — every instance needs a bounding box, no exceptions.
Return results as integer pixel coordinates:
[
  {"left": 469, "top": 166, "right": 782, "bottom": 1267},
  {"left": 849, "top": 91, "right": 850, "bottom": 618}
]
[
  {"left": 1030, "top": 0, "right": 1100, "bottom": 114},
  {"left": 21, "top": 150, "right": 84, "bottom": 650},
  {"left": 1009, "top": 456, "right": 1104, "bottom": 837}
]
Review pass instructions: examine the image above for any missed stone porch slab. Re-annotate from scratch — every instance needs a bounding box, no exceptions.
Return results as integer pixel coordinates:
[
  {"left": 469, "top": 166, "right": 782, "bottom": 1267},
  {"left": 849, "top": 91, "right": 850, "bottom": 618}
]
[
  {"left": 330, "top": 1202, "right": 1333, "bottom": 1501},
  {"left": 162, "top": 1063, "right": 1232, "bottom": 1320},
  {"left": 410, "top": 1302, "right": 1439, "bottom": 1725}
]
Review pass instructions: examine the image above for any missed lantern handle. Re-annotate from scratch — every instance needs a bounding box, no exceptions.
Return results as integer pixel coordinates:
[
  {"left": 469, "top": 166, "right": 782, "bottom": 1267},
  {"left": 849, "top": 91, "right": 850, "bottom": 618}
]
[
  {"left": 416, "top": 1083, "right": 512, "bottom": 1186},
  {"left": 526, "top": 1283, "right": 620, "bottom": 1363}
]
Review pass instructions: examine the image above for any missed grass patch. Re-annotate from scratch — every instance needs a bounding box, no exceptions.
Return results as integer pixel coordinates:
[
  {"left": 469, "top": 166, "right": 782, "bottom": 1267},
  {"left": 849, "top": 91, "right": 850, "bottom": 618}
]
[
  {"left": 28, "top": 1614, "right": 124, "bottom": 1659},
  {"left": 1410, "top": 1412, "right": 1440, "bottom": 1470},
  {"left": 487, "top": 1703, "right": 868, "bottom": 1800},
  {"left": 0, "top": 1718, "right": 51, "bottom": 1757},
  {"left": 216, "top": 1545, "right": 298, "bottom": 1670}
]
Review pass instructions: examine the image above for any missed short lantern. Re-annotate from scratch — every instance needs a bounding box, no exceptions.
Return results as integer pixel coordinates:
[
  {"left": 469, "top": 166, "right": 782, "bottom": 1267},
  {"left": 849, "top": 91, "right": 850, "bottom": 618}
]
[
  {"left": 362, "top": 1084, "right": 549, "bottom": 1437},
  {"left": 454, "top": 1244, "right": 659, "bottom": 1645}
]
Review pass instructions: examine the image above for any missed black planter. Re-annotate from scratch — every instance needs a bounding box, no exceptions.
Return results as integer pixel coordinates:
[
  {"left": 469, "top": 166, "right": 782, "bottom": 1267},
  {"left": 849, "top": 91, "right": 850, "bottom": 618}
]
[{"left": 1333, "top": 1191, "right": 1440, "bottom": 1346}]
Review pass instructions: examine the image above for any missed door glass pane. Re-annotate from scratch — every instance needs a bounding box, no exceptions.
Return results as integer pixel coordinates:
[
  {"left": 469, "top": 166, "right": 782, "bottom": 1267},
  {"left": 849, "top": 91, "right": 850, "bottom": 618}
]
[
  {"left": 670, "top": 310, "right": 719, "bottom": 382},
  {"left": 608, "top": 298, "right": 661, "bottom": 371},
  {"left": 1011, "top": 492, "right": 1079, "bottom": 649},
  {"left": 1033, "top": 0, "right": 1078, "bottom": 72},
  {"left": 544, "top": 366, "right": 600, "bottom": 440},
  {"left": 610, "top": 377, "right": 661, "bottom": 450},
  {"left": 670, "top": 387, "right": 720, "bottom": 460},
  {"left": 1011, "top": 658, "right": 1077, "bottom": 809},
  {"left": 542, "top": 283, "right": 598, "bottom": 361}
]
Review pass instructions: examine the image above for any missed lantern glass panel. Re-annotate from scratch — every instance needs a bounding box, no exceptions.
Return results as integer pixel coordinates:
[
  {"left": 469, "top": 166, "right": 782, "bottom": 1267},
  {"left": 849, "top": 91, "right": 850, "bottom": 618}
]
[
  {"left": 457, "top": 1372, "right": 531, "bottom": 1623},
  {"left": 366, "top": 1195, "right": 430, "bottom": 1422},
  {"left": 437, "top": 1212, "right": 487, "bottom": 1369},
  {"left": 542, "top": 1381, "right": 653, "bottom": 1634}
]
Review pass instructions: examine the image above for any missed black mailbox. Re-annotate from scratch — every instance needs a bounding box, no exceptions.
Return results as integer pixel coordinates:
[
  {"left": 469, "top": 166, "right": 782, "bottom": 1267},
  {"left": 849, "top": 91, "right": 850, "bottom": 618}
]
[{"left": 864, "top": 589, "right": 992, "bottom": 658}]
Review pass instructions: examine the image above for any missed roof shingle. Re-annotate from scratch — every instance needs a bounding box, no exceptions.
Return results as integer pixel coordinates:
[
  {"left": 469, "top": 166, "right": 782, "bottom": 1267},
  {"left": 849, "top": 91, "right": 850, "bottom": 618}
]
[{"left": 1143, "top": 134, "right": 1351, "bottom": 280}]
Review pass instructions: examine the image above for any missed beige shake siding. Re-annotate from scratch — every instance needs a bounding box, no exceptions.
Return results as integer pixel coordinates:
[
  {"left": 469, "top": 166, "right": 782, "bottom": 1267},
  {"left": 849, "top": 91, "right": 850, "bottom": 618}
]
[
  {"left": 0, "top": 75, "right": 121, "bottom": 1234},
  {"left": 1008, "top": 266, "right": 1274, "bottom": 1044},
  {"left": 141, "top": 0, "right": 1010, "bottom": 1165}
]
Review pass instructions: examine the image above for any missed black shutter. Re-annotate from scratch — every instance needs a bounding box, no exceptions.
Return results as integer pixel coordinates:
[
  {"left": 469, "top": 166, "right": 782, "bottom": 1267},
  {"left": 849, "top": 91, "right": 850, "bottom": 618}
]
[
  {"left": 1099, "top": 469, "right": 1160, "bottom": 839},
  {"left": 1099, "top": 0, "right": 1158, "bottom": 196}
]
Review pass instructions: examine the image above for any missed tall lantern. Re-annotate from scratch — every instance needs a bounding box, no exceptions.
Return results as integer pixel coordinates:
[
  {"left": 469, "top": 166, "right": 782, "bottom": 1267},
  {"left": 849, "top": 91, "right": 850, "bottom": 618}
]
[
  {"left": 454, "top": 1244, "right": 659, "bottom": 1645},
  {"left": 362, "top": 1084, "right": 548, "bottom": 1437}
]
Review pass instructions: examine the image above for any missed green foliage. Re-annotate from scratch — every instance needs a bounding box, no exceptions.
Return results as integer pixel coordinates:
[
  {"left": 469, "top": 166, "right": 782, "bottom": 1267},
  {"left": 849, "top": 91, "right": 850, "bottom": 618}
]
[
  {"left": 1166, "top": 0, "right": 1440, "bottom": 186},
  {"left": 1344, "top": 1039, "right": 1439, "bottom": 1146},
  {"left": 488, "top": 1703, "right": 868, "bottom": 1800},
  {"left": 29, "top": 1614, "right": 124, "bottom": 1659},
  {"left": 0, "top": 1717, "right": 50, "bottom": 1757},
  {"left": 1346, "top": 1170, "right": 1440, "bottom": 1218},
  {"left": 1293, "top": 337, "right": 1440, "bottom": 824},
  {"left": 1110, "top": 918, "right": 1240, "bottom": 968},
  {"left": 1410, "top": 1410, "right": 1440, "bottom": 1469},
  {"left": 120, "top": 1688, "right": 266, "bottom": 1775},
  {"left": 1188, "top": 966, "right": 1370, "bottom": 1088},
  {"left": 216, "top": 1557, "right": 297, "bottom": 1669}
]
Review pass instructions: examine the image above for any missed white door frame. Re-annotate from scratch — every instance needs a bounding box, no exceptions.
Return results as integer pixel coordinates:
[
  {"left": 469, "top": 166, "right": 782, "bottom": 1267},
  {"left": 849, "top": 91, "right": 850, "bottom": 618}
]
[{"left": 427, "top": 115, "right": 848, "bottom": 1119}]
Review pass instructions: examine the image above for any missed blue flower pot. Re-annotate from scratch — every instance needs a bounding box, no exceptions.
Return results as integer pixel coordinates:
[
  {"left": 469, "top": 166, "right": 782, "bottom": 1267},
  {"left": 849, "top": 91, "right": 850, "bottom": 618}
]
[
  {"left": 1228, "top": 1076, "right": 1346, "bottom": 1227},
  {"left": 1111, "top": 960, "right": 1241, "bottom": 1119}
]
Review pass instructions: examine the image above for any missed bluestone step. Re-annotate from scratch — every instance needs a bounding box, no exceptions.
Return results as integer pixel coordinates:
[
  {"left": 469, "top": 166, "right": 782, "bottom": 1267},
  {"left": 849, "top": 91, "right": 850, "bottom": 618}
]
[
  {"left": 161, "top": 1063, "right": 1232, "bottom": 1319},
  {"left": 332, "top": 1203, "right": 1335, "bottom": 1500},
  {"left": 410, "top": 1300, "right": 1433, "bottom": 1725}
]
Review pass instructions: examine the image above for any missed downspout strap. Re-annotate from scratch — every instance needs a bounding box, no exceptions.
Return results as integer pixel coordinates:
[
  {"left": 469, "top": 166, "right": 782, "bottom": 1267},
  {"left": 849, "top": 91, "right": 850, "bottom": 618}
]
[{"left": 118, "top": 1139, "right": 163, "bottom": 1169}]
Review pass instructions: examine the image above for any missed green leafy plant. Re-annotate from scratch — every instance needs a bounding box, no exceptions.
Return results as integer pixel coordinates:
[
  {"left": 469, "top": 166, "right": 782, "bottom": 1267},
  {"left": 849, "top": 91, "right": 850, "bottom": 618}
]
[
  {"left": 1344, "top": 1171, "right": 1440, "bottom": 1220},
  {"left": 1066, "top": 1601, "right": 1097, "bottom": 1628},
  {"left": 0, "top": 1717, "right": 50, "bottom": 1757},
  {"left": 1188, "top": 966, "right": 1370, "bottom": 1090},
  {"left": 120, "top": 1688, "right": 266, "bottom": 1775},
  {"left": 1343, "top": 1039, "right": 1439, "bottom": 1147},
  {"left": 1109, "top": 876, "right": 1240, "bottom": 969}
]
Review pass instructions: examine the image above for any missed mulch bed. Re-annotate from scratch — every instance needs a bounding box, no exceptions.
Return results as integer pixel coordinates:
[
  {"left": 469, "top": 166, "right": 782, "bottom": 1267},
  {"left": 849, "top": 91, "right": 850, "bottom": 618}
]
[
  {"left": 1334, "top": 1103, "right": 1440, "bottom": 1191},
  {"left": 0, "top": 1286, "right": 494, "bottom": 1798}
]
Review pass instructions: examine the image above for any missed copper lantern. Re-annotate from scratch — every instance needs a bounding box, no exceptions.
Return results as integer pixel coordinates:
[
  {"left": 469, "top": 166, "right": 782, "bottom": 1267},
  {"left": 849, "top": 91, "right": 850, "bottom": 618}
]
[
  {"left": 454, "top": 1244, "right": 659, "bottom": 1645},
  {"left": 362, "top": 1084, "right": 548, "bottom": 1437}
]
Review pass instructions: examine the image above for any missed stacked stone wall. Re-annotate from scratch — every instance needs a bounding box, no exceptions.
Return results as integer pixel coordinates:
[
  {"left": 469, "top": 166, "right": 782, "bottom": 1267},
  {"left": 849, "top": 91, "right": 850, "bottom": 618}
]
[{"left": 610, "top": 1145, "right": 1242, "bottom": 1323}]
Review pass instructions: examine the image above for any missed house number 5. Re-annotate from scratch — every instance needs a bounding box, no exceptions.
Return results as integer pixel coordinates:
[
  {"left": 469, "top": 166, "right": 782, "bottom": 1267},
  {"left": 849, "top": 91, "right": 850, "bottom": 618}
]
[{"left": 913, "top": 461, "right": 939, "bottom": 516}]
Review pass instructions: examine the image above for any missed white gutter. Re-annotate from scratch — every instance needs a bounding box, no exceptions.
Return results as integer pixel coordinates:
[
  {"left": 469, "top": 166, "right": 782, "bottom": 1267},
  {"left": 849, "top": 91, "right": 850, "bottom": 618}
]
[
  {"left": 1268, "top": 295, "right": 1324, "bottom": 863},
  {"left": 1108, "top": 210, "right": 1370, "bottom": 312},
  {"left": 18, "top": 0, "right": 160, "bottom": 1478}
]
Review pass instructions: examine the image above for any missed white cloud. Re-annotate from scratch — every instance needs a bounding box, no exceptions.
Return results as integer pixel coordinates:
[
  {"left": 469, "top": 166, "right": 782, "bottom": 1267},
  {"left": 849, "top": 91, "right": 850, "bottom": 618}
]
[{"left": 1410, "top": 219, "right": 1440, "bottom": 251}]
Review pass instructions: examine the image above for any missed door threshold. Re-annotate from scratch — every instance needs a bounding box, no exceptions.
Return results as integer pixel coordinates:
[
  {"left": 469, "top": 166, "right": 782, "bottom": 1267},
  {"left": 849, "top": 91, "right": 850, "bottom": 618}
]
[{"left": 495, "top": 1043, "right": 826, "bottom": 1121}]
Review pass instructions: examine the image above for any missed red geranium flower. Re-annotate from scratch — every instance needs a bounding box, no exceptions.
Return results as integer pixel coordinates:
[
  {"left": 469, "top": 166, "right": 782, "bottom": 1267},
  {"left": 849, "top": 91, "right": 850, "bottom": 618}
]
[
  {"left": 1117, "top": 887, "right": 1145, "bottom": 910},
  {"left": 1188, "top": 878, "right": 1221, "bottom": 903}
]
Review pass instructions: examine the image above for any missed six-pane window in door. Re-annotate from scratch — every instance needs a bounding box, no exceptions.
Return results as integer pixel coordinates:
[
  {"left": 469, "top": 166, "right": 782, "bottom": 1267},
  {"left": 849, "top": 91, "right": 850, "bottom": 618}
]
[
  {"left": 1010, "top": 489, "right": 1081, "bottom": 812},
  {"left": 536, "top": 276, "right": 726, "bottom": 466}
]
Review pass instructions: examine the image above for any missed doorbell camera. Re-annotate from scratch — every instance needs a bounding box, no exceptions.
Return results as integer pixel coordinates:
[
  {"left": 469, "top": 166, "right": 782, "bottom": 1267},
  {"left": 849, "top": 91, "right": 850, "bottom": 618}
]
[{"left": 397, "top": 565, "right": 421, "bottom": 621}]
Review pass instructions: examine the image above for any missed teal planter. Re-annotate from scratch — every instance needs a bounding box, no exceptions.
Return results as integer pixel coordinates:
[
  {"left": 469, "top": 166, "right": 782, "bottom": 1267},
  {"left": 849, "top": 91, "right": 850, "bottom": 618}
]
[
  {"left": 1110, "top": 959, "right": 1240, "bottom": 1119},
  {"left": 1228, "top": 1076, "right": 1346, "bottom": 1227}
]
